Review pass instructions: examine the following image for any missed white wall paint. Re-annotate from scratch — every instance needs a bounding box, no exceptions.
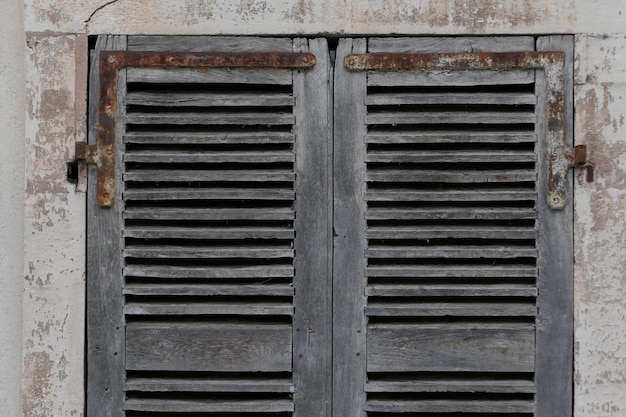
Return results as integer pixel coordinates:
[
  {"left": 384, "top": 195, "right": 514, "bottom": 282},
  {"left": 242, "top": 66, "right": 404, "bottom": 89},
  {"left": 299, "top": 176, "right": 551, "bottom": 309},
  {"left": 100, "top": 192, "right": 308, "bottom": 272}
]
[
  {"left": 12, "top": 1, "right": 626, "bottom": 416},
  {"left": 0, "top": 0, "right": 25, "bottom": 415}
]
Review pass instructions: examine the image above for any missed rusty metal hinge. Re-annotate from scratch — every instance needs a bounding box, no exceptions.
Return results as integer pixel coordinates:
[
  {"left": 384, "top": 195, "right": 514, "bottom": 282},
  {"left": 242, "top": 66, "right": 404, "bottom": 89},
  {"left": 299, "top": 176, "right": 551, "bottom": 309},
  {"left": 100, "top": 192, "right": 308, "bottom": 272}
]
[
  {"left": 78, "top": 51, "right": 316, "bottom": 208},
  {"left": 345, "top": 51, "right": 574, "bottom": 210}
]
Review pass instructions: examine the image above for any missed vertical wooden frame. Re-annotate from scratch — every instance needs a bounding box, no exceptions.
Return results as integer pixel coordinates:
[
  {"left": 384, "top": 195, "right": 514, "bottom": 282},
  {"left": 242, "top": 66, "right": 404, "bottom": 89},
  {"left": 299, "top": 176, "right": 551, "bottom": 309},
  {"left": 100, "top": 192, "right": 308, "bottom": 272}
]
[
  {"left": 333, "top": 38, "right": 368, "bottom": 417},
  {"left": 87, "top": 35, "right": 127, "bottom": 417},
  {"left": 293, "top": 38, "right": 333, "bottom": 417},
  {"left": 536, "top": 34, "right": 574, "bottom": 417}
]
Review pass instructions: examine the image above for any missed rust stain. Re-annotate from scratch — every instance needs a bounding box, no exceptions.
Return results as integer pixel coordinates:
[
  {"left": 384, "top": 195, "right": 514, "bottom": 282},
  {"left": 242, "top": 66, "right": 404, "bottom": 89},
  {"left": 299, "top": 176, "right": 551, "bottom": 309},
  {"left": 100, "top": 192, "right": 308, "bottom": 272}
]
[
  {"left": 81, "top": 50, "right": 315, "bottom": 207},
  {"left": 346, "top": 51, "right": 569, "bottom": 209}
]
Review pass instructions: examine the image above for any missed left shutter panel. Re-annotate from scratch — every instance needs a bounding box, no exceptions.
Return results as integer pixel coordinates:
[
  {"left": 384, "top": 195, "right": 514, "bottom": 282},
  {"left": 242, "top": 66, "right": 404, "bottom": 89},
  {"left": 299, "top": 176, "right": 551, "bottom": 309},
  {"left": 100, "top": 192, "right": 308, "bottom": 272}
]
[{"left": 88, "top": 36, "right": 332, "bottom": 417}]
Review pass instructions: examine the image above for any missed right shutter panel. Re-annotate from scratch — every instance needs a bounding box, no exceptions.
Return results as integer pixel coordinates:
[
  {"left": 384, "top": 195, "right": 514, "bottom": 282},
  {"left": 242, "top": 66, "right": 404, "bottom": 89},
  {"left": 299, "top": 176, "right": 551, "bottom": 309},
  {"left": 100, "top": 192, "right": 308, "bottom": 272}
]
[{"left": 335, "top": 37, "right": 570, "bottom": 417}]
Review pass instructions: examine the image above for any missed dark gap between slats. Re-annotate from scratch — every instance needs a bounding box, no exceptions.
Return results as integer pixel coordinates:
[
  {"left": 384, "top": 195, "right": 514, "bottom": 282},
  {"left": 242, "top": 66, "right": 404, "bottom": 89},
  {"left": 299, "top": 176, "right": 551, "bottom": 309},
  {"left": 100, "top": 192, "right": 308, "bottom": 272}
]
[
  {"left": 366, "top": 239, "right": 536, "bottom": 246},
  {"left": 126, "top": 125, "right": 293, "bottom": 133},
  {"left": 127, "top": 82, "right": 293, "bottom": 94},
  {"left": 127, "top": 105, "right": 294, "bottom": 114},
  {"left": 366, "top": 278, "right": 537, "bottom": 286},
  {"left": 366, "top": 220, "right": 535, "bottom": 227},
  {"left": 366, "top": 317, "right": 535, "bottom": 325},
  {"left": 125, "top": 143, "right": 293, "bottom": 152},
  {"left": 366, "top": 392, "right": 533, "bottom": 401},
  {"left": 367, "top": 124, "right": 535, "bottom": 132},
  {"left": 125, "top": 181, "right": 294, "bottom": 188},
  {"left": 366, "top": 259, "right": 537, "bottom": 266},
  {"left": 125, "top": 278, "right": 293, "bottom": 286},
  {"left": 366, "top": 84, "right": 535, "bottom": 95},
  {"left": 366, "top": 414, "right": 532, "bottom": 417},
  {"left": 124, "top": 201, "right": 294, "bottom": 209},
  {"left": 124, "top": 316, "right": 292, "bottom": 324},
  {"left": 366, "top": 104, "right": 535, "bottom": 113},
  {"left": 126, "top": 413, "right": 292, "bottom": 417},
  {"left": 367, "top": 143, "right": 535, "bottom": 152}
]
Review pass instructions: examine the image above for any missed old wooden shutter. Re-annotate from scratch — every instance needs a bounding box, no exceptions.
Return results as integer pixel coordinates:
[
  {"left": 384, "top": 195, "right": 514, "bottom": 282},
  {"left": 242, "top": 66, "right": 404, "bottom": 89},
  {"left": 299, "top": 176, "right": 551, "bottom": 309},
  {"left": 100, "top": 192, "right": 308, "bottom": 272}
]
[
  {"left": 87, "top": 35, "right": 332, "bottom": 416},
  {"left": 333, "top": 36, "right": 573, "bottom": 416},
  {"left": 87, "top": 35, "right": 572, "bottom": 417}
]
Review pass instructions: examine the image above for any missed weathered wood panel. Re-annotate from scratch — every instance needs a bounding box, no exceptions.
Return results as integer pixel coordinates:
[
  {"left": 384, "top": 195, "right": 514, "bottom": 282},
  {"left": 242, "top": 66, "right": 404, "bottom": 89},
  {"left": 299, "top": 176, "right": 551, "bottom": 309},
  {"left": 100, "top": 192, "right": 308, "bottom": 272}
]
[{"left": 126, "top": 322, "right": 292, "bottom": 372}]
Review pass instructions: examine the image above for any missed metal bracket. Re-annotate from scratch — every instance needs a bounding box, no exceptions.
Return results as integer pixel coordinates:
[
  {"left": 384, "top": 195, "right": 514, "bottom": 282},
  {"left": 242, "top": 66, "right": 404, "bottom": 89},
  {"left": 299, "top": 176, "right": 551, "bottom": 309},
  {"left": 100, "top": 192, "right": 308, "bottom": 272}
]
[
  {"left": 345, "top": 51, "right": 571, "bottom": 209},
  {"left": 78, "top": 51, "right": 316, "bottom": 208}
]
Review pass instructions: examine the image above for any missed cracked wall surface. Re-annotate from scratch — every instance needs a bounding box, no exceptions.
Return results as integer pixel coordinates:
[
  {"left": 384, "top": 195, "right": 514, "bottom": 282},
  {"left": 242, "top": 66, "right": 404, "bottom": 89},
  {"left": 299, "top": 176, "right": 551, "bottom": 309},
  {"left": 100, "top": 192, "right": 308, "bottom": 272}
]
[{"left": 7, "top": 0, "right": 626, "bottom": 416}]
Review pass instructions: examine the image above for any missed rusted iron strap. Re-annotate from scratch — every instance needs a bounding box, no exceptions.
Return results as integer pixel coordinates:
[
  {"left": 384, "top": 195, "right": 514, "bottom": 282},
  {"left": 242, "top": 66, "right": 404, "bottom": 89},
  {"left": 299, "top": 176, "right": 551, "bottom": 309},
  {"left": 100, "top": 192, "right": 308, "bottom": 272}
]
[
  {"left": 345, "top": 51, "right": 570, "bottom": 210},
  {"left": 88, "top": 51, "right": 316, "bottom": 208}
]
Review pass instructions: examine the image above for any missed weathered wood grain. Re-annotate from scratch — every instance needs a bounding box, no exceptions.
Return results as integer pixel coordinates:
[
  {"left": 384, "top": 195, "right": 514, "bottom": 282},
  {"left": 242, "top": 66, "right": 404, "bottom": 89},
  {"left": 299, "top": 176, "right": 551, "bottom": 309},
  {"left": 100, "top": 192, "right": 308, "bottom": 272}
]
[
  {"left": 126, "top": 91, "right": 294, "bottom": 107},
  {"left": 124, "top": 398, "right": 294, "bottom": 413},
  {"left": 368, "top": 70, "right": 535, "bottom": 87},
  {"left": 125, "top": 377, "right": 294, "bottom": 393},
  {"left": 124, "top": 207, "right": 295, "bottom": 221},
  {"left": 123, "top": 226, "right": 294, "bottom": 240},
  {"left": 366, "top": 131, "right": 536, "bottom": 144},
  {"left": 368, "top": 36, "right": 535, "bottom": 53},
  {"left": 124, "top": 188, "right": 295, "bottom": 201},
  {"left": 365, "top": 111, "right": 536, "bottom": 125},
  {"left": 124, "top": 131, "right": 295, "bottom": 144},
  {"left": 126, "top": 111, "right": 295, "bottom": 125},
  {"left": 123, "top": 265, "right": 294, "bottom": 279},
  {"left": 127, "top": 67, "right": 292, "bottom": 85},
  {"left": 124, "top": 150, "right": 295, "bottom": 164},
  {"left": 123, "top": 284, "right": 294, "bottom": 296},
  {"left": 365, "top": 207, "right": 537, "bottom": 220},
  {"left": 366, "top": 226, "right": 536, "bottom": 240},
  {"left": 124, "top": 302, "right": 294, "bottom": 316},
  {"left": 366, "top": 265, "right": 537, "bottom": 278},
  {"left": 364, "top": 399, "right": 533, "bottom": 413}
]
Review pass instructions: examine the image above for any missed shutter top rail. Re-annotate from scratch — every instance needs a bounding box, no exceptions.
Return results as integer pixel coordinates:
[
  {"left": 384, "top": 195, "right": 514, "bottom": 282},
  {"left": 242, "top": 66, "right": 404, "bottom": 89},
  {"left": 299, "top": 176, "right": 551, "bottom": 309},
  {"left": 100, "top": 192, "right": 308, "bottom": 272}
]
[{"left": 76, "top": 50, "right": 315, "bottom": 208}]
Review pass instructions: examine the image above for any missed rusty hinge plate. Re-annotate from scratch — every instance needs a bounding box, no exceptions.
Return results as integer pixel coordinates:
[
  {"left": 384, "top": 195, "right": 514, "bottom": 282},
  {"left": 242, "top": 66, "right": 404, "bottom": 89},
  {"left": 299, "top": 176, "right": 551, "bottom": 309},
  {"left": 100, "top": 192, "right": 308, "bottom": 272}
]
[
  {"left": 345, "top": 51, "right": 571, "bottom": 210},
  {"left": 81, "top": 51, "right": 316, "bottom": 208}
]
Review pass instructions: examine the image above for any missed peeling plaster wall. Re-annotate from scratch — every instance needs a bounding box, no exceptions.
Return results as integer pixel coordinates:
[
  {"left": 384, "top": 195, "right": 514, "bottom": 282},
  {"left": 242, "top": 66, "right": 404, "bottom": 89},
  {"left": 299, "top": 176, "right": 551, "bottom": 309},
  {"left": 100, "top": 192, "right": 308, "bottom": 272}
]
[
  {"left": 0, "top": 0, "right": 25, "bottom": 416},
  {"left": 12, "top": 0, "right": 626, "bottom": 416}
]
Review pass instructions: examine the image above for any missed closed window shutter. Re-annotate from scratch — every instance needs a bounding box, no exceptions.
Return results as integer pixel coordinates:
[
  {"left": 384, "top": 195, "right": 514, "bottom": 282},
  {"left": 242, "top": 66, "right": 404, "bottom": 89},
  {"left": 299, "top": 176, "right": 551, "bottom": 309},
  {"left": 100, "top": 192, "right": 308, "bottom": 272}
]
[
  {"left": 333, "top": 37, "right": 573, "bottom": 416},
  {"left": 87, "top": 36, "right": 332, "bottom": 417}
]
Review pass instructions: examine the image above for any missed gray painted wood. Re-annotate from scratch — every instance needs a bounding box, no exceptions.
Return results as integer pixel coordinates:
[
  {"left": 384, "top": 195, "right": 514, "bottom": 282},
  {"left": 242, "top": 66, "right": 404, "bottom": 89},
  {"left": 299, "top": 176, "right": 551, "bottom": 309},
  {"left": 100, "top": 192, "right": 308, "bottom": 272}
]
[
  {"left": 125, "top": 377, "right": 294, "bottom": 392},
  {"left": 366, "top": 188, "right": 536, "bottom": 202},
  {"left": 366, "top": 302, "right": 536, "bottom": 317},
  {"left": 333, "top": 38, "right": 368, "bottom": 417},
  {"left": 123, "top": 226, "right": 294, "bottom": 240},
  {"left": 366, "top": 91, "right": 536, "bottom": 105},
  {"left": 124, "top": 398, "right": 294, "bottom": 413},
  {"left": 366, "top": 265, "right": 537, "bottom": 278},
  {"left": 364, "top": 399, "right": 534, "bottom": 413},
  {"left": 87, "top": 35, "right": 126, "bottom": 417},
  {"left": 124, "top": 265, "right": 294, "bottom": 279},
  {"left": 366, "top": 284, "right": 537, "bottom": 297},
  {"left": 124, "top": 207, "right": 295, "bottom": 221},
  {"left": 124, "top": 187, "right": 295, "bottom": 201},
  {"left": 124, "top": 150, "right": 295, "bottom": 163},
  {"left": 366, "top": 150, "right": 537, "bottom": 164},
  {"left": 127, "top": 67, "right": 292, "bottom": 85},
  {"left": 124, "top": 131, "right": 295, "bottom": 144},
  {"left": 126, "top": 91, "right": 294, "bottom": 107},
  {"left": 124, "top": 302, "right": 294, "bottom": 316},
  {"left": 366, "top": 378, "right": 536, "bottom": 393},
  {"left": 536, "top": 34, "right": 574, "bottom": 417},
  {"left": 124, "top": 169, "right": 294, "bottom": 182},
  {"left": 368, "top": 70, "right": 534, "bottom": 87},
  {"left": 123, "top": 284, "right": 294, "bottom": 296},
  {"left": 367, "top": 323, "right": 535, "bottom": 372},
  {"left": 292, "top": 37, "right": 332, "bottom": 417},
  {"left": 367, "top": 169, "right": 537, "bottom": 183},
  {"left": 365, "top": 207, "right": 537, "bottom": 220},
  {"left": 126, "top": 322, "right": 292, "bottom": 372},
  {"left": 368, "top": 36, "right": 535, "bottom": 53},
  {"left": 366, "top": 226, "right": 536, "bottom": 240},
  {"left": 365, "top": 110, "right": 536, "bottom": 125},
  {"left": 125, "top": 111, "right": 295, "bottom": 125},
  {"left": 128, "top": 35, "right": 293, "bottom": 52},
  {"left": 123, "top": 246, "right": 294, "bottom": 259},
  {"left": 366, "top": 245, "right": 537, "bottom": 259},
  {"left": 366, "top": 131, "right": 536, "bottom": 144}
]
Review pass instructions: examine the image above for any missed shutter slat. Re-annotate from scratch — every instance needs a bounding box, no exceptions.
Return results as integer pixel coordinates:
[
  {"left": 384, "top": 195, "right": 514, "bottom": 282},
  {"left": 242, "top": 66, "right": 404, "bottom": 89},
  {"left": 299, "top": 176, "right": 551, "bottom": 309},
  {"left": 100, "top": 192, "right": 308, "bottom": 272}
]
[
  {"left": 124, "top": 246, "right": 294, "bottom": 259},
  {"left": 367, "top": 70, "right": 535, "bottom": 87},
  {"left": 367, "top": 285, "right": 537, "bottom": 297},
  {"left": 127, "top": 67, "right": 293, "bottom": 85},
  {"left": 124, "top": 170, "right": 294, "bottom": 182},
  {"left": 366, "top": 92, "right": 536, "bottom": 106},
  {"left": 124, "top": 302, "right": 294, "bottom": 316},
  {"left": 366, "top": 207, "right": 536, "bottom": 220},
  {"left": 125, "top": 398, "right": 294, "bottom": 413},
  {"left": 124, "top": 284, "right": 294, "bottom": 296},
  {"left": 124, "top": 207, "right": 294, "bottom": 221},
  {"left": 125, "top": 377, "right": 294, "bottom": 393},
  {"left": 366, "top": 150, "right": 537, "bottom": 163},
  {"left": 366, "top": 379, "right": 536, "bottom": 393},
  {"left": 124, "top": 188, "right": 294, "bottom": 201},
  {"left": 126, "top": 112, "right": 295, "bottom": 126},
  {"left": 367, "top": 323, "right": 535, "bottom": 373},
  {"left": 367, "top": 169, "right": 537, "bottom": 183},
  {"left": 126, "top": 91, "right": 294, "bottom": 107},
  {"left": 124, "top": 265, "right": 294, "bottom": 279},
  {"left": 364, "top": 399, "right": 534, "bottom": 413},
  {"left": 125, "top": 150, "right": 295, "bottom": 164},
  {"left": 366, "top": 111, "right": 536, "bottom": 125},
  {"left": 367, "top": 226, "right": 536, "bottom": 240},
  {"left": 126, "top": 322, "right": 292, "bottom": 372},
  {"left": 125, "top": 131, "right": 295, "bottom": 145},
  {"left": 367, "top": 265, "right": 537, "bottom": 278},
  {"left": 366, "top": 302, "right": 536, "bottom": 317},
  {"left": 366, "top": 188, "right": 536, "bottom": 202},
  {"left": 124, "top": 227, "right": 294, "bottom": 240},
  {"left": 366, "top": 131, "right": 536, "bottom": 144},
  {"left": 366, "top": 246, "right": 537, "bottom": 259}
]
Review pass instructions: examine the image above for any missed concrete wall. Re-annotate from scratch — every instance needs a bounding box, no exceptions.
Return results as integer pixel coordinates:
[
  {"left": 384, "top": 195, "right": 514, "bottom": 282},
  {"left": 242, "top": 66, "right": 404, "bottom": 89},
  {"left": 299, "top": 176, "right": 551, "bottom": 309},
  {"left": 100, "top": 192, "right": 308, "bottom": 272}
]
[{"left": 2, "top": 0, "right": 625, "bottom": 415}]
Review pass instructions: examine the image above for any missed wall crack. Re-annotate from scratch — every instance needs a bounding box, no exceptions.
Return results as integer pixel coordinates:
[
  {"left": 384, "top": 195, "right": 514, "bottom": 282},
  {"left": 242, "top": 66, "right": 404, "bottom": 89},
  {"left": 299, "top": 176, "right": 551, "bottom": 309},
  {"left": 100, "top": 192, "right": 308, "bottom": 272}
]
[{"left": 84, "top": 0, "right": 121, "bottom": 27}]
